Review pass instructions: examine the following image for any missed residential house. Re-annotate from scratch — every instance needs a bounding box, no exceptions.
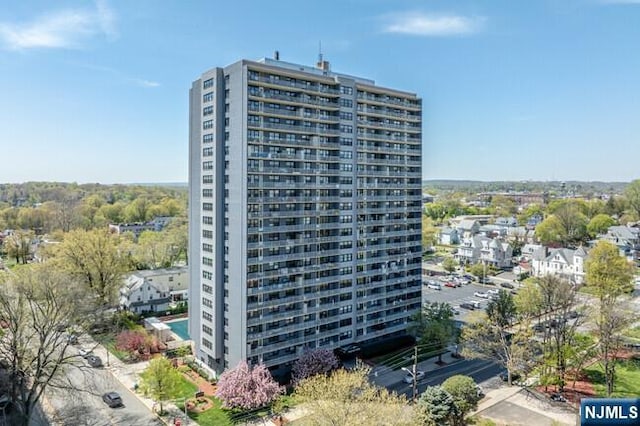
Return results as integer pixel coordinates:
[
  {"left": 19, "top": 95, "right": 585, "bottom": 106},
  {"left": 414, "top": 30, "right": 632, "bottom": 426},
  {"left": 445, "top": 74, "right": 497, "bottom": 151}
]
[
  {"left": 521, "top": 243, "right": 544, "bottom": 261},
  {"left": 495, "top": 217, "right": 518, "bottom": 228},
  {"left": 479, "top": 224, "right": 505, "bottom": 238},
  {"left": 531, "top": 246, "right": 588, "bottom": 284},
  {"left": 455, "top": 219, "right": 481, "bottom": 239},
  {"left": 456, "top": 236, "right": 513, "bottom": 269},
  {"left": 526, "top": 214, "right": 544, "bottom": 230},
  {"left": 120, "top": 267, "right": 188, "bottom": 314},
  {"left": 108, "top": 216, "right": 173, "bottom": 240},
  {"left": 599, "top": 225, "right": 640, "bottom": 260},
  {"left": 438, "top": 227, "right": 460, "bottom": 245}
]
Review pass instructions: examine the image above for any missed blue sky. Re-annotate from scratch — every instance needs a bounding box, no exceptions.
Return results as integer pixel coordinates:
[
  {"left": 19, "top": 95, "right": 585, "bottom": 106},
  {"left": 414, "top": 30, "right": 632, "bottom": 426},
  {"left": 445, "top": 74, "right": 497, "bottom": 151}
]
[{"left": 1, "top": 0, "right": 639, "bottom": 183}]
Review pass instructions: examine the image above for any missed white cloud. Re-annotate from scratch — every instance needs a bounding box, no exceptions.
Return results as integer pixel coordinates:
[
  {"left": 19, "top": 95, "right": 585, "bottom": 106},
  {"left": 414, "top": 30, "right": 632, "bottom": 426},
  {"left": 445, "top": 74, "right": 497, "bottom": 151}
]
[
  {"left": 69, "top": 61, "right": 160, "bottom": 88},
  {"left": 0, "top": 1, "right": 116, "bottom": 50},
  {"left": 382, "top": 12, "right": 485, "bottom": 37},
  {"left": 135, "top": 79, "right": 161, "bottom": 88}
]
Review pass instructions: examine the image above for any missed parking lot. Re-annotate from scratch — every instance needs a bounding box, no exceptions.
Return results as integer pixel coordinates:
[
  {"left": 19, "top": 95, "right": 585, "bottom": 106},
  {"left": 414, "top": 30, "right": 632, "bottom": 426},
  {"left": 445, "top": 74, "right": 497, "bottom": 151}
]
[{"left": 422, "top": 276, "right": 520, "bottom": 322}]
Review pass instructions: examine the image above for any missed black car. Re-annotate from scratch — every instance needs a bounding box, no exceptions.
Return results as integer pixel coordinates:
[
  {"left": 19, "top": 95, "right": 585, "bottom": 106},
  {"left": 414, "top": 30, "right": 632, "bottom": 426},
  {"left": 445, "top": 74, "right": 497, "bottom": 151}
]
[
  {"left": 102, "top": 392, "right": 123, "bottom": 408},
  {"left": 87, "top": 355, "right": 103, "bottom": 368},
  {"left": 500, "top": 282, "right": 515, "bottom": 289},
  {"left": 459, "top": 302, "right": 476, "bottom": 310}
]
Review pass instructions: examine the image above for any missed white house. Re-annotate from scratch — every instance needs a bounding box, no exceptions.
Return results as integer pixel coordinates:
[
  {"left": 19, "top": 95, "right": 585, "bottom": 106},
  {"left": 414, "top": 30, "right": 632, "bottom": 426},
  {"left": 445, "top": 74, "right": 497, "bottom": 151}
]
[
  {"left": 531, "top": 247, "right": 588, "bottom": 284},
  {"left": 439, "top": 227, "right": 460, "bottom": 245},
  {"left": 455, "top": 219, "right": 481, "bottom": 239},
  {"left": 456, "top": 236, "right": 513, "bottom": 269},
  {"left": 120, "top": 267, "right": 189, "bottom": 314},
  {"left": 599, "top": 225, "right": 640, "bottom": 260}
]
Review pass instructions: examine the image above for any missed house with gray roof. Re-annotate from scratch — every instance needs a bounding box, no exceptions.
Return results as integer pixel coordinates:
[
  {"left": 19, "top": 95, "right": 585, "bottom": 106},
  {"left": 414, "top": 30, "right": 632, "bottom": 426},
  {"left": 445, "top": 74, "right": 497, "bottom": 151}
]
[
  {"left": 599, "top": 225, "right": 640, "bottom": 260},
  {"left": 531, "top": 246, "right": 588, "bottom": 284},
  {"left": 120, "top": 267, "right": 189, "bottom": 314},
  {"left": 456, "top": 235, "right": 513, "bottom": 269},
  {"left": 455, "top": 219, "right": 481, "bottom": 239},
  {"left": 438, "top": 227, "right": 460, "bottom": 245}
]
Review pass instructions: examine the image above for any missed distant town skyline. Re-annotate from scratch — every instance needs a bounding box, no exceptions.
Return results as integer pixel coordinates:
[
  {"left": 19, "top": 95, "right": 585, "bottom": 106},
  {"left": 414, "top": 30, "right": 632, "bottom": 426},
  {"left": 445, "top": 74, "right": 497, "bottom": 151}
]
[{"left": 1, "top": 0, "right": 639, "bottom": 183}]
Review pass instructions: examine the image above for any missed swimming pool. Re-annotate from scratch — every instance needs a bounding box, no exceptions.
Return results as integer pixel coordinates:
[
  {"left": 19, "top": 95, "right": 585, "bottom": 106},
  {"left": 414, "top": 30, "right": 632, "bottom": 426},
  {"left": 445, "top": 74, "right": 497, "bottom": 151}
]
[{"left": 167, "top": 319, "right": 190, "bottom": 340}]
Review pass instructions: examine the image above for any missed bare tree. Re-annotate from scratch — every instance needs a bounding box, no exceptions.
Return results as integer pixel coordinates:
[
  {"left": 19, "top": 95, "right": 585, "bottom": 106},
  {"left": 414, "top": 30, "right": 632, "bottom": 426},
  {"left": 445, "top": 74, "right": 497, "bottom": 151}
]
[{"left": 0, "top": 264, "right": 95, "bottom": 426}]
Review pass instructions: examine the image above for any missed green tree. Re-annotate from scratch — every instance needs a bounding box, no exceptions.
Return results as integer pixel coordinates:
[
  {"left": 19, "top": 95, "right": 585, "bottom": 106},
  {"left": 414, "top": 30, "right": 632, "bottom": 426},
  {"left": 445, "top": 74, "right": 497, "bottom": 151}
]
[
  {"left": 585, "top": 240, "right": 635, "bottom": 396},
  {"left": 409, "top": 302, "right": 456, "bottom": 363},
  {"left": 586, "top": 214, "right": 616, "bottom": 238},
  {"left": 441, "top": 375, "right": 482, "bottom": 426},
  {"left": 51, "top": 229, "right": 128, "bottom": 307},
  {"left": 293, "top": 364, "right": 416, "bottom": 426},
  {"left": 623, "top": 179, "right": 640, "bottom": 220},
  {"left": 2, "top": 230, "right": 34, "bottom": 264},
  {"left": 139, "top": 357, "right": 183, "bottom": 415},
  {"left": 416, "top": 385, "right": 456, "bottom": 426},
  {"left": 535, "top": 216, "right": 566, "bottom": 246},
  {"left": 124, "top": 197, "right": 152, "bottom": 223},
  {"left": 442, "top": 257, "right": 458, "bottom": 273}
]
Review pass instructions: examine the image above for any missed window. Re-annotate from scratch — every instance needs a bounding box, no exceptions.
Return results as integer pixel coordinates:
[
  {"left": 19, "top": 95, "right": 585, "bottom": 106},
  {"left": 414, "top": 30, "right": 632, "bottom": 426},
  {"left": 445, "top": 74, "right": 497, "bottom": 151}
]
[
  {"left": 202, "top": 271, "right": 212, "bottom": 280},
  {"left": 203, "top": 78, "right": 214, "bottom": 89},
  {"left": 202, "top": 297, "right": 212, "bottom": 308},
  {"left": 202, "top": 189, "right": 213, "bottom": 198},
  {"left": 340, "top": 112, "right": 353, "bottom": 120},
  {"left": 203, "top": 147, "right": 213, "bottom": 157},
  {"left": 203, "top": 120, "right": 214, "bottom": 130},
  {"left": 203, "top": 202, "right": 213, "bottom": 211},
  {"left": 203, "top": 106, "right": 214, "bottom": 116},
  {"left": 202, "top": 230, "right": 213, "bottom": 239},
  {"left": 202, "top": 243, "right": 213, "bottom": 253},
  {"left": 203, "top": 92, "right": 214, "bottom": 102},
  {"left": 202, "top": 338, "right": 212, "bottom": 349},
  {"left": 202, "top": 325, "right": 213, "bottom": 336},
  {"left": 340, "top": 98, "right": 353, "bottom": 108},
  {"left": 340, "top": 86, "right": 353, "bottom": 95},
  {"left": 203, "top": 134, "right": 213, "bottom": 143},
  {"left": 340, "top": 124, "right": 353, "bottom": 133},
  {"left": 203, "top": 215, "right": 213, "bottom": 225},
  {"left": 203, "top": 161, "right": 213, "bottom": 170},
  {"left": 202, "top": 311, "right": 212, "bottom": 321},
  {"left": 203, "top": 175, "right": 213, "bottom": 184}
]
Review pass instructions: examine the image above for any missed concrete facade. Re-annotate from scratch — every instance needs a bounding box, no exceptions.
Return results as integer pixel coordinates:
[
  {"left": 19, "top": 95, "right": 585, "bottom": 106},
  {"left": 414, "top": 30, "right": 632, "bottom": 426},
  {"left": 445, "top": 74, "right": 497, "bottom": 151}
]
[{"left": 188, "top": 57, "right": 422, "bottom": 376}]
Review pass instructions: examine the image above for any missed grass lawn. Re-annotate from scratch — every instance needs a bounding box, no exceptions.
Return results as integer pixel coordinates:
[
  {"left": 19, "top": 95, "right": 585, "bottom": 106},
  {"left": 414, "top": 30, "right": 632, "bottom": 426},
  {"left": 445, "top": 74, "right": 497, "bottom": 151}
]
[
  {"left": 175, "top": 374, "right": 199, "bottom": 399},
  {"left": 584, "top": 358, "right": 640, "bottom": 397},
  {"left": 177, "top": 397, "right": 232, "bottom": 426}
]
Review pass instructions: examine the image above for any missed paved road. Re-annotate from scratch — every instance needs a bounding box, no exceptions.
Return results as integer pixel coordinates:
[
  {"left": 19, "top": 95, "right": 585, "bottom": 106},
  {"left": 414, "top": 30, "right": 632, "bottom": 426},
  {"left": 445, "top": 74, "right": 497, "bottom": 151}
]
[
  {"left": 389, "top": 358, "right": 503, "bottom": 397},
  {"left": 45, "top": 349, "right": 162, "bottom": 426}
]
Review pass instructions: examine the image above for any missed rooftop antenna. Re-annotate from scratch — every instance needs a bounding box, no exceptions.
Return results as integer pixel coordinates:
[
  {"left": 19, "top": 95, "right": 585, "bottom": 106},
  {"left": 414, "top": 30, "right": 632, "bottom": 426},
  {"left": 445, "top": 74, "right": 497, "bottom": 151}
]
[
  {"left": 316, "top": 40, "right": 330, "bottom": 71},
  {"left": 318, "top": 40, "right": 323, "bottom": 64}
]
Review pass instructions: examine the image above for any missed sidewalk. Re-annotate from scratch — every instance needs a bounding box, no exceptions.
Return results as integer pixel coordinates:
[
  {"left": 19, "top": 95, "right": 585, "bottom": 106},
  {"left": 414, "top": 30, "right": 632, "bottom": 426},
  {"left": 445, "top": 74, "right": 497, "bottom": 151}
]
[{"left": 85, "top": 335, "right": 198, "bottom": 426}]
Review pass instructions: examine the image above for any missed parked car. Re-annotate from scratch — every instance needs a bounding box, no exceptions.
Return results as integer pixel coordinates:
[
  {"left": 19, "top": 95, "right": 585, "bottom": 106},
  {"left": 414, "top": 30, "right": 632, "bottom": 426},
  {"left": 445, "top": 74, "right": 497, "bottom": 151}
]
[
  {"left": 67, "top": 334, "right": 79, "bottom": 345},
  {"left": 474, "top": 292, "right": 489, "bottom": 299},
  {"left": 549, "top": 392, "right": 567, "bottom": 402},
  {"left": 470, "top": 300, "right": 482, "bottom": 309},
  {"left": 86, "top": 355, "right": 103, "bottom": 368},
  {"left": 444, "top": 281, "right": 457, "bottom": 288},
  {"left": 487, "top": 289, "right": 500, "bottom": 295},
  {"left": 403, "top": 370, "right": 425, "bottom": 383},
  {"left": 427, "top": 282, "right": 441, "bottom": 290},
  {"left": 459, "top": 303, "right": 476, "bottom": 310},
  {"left": 102, "top": 392, "right": 123, "bottom": 408},
  {"left": 500, "top": 282, "right": 515, "bottom": 289}
]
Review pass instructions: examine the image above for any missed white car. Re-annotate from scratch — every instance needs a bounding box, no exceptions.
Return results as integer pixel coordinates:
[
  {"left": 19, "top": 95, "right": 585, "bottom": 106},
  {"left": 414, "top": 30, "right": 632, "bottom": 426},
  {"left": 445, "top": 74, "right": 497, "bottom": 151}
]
[
  {"left": 487, "top": 289, "right": 499, "bottom": 295},
  {"left": 427, "top": 282, "right": 441, "bottom": 290},
  {"left": 78, "top": 348, "right": 93, "bottom": 358},
  {"left": 474, "top": 292, "right": 489, "bottom": 299},
  {"left": 403, "top": 370, "right": 425, "bottom": 383}
]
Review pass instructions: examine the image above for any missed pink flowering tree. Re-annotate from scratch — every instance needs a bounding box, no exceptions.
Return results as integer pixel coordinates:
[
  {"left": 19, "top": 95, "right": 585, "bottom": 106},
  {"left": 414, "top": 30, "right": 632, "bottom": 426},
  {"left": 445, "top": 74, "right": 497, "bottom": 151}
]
[
  {"left": 215, "top": 360, "right": 284, "bottom": 410},
  {"left": 292, "top": 348, "right": 340, "bottom": 385}
]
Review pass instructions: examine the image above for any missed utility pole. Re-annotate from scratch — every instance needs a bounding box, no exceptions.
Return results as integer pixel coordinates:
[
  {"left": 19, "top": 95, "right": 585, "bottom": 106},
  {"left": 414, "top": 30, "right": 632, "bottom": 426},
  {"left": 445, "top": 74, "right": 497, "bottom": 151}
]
[{"left": 412, "top": 346, "right": 418, "bottom": 402}]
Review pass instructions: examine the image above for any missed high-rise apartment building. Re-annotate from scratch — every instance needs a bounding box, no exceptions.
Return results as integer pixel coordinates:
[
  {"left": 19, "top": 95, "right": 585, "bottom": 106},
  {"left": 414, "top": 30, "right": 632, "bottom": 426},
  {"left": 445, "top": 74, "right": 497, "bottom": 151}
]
[{"left": 189, "top": 56, "right": 422, "bottom": 377}]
